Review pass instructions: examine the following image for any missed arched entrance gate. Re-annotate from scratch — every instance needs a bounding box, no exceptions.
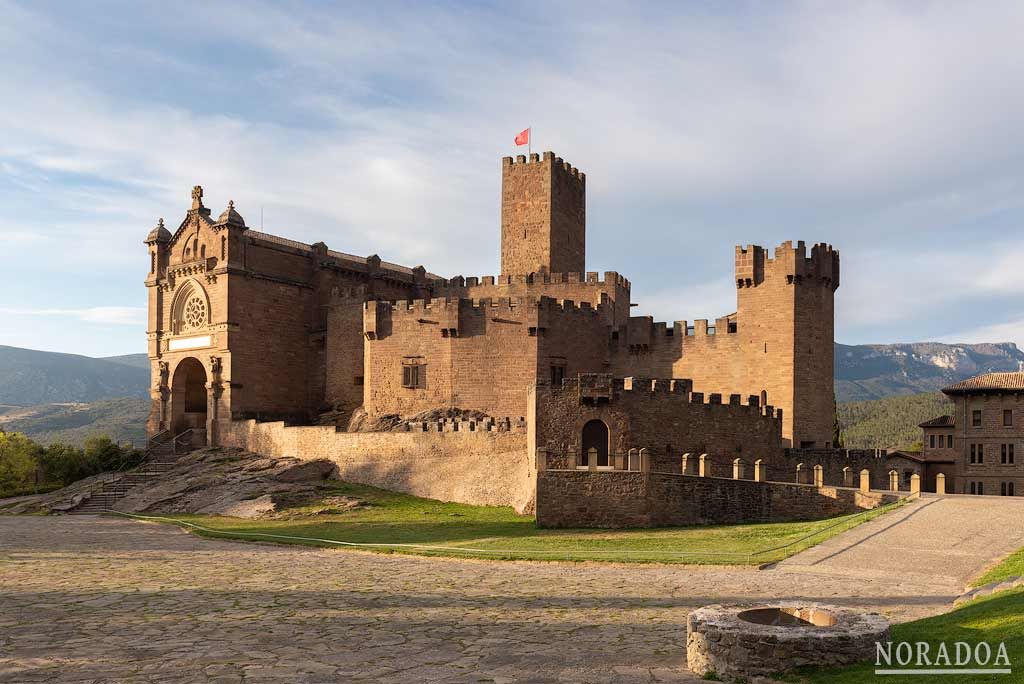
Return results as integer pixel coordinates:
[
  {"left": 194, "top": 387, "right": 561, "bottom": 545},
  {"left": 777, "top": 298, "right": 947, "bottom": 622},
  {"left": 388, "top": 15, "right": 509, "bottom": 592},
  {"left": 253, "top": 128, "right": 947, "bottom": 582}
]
[
  {"left": 170, "top": 357, "right": 208, "bottom": 435},
  {"left": 581, "top": 419, "right": 610, "bottom": 468}
]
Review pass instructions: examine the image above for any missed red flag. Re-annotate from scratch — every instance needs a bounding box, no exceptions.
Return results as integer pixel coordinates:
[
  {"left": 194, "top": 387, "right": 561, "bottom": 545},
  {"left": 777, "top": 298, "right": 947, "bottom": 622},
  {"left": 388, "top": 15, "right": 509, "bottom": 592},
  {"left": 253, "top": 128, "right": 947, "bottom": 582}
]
[{"left": 514, "top": 127, "right": 530, "bottom": 146}]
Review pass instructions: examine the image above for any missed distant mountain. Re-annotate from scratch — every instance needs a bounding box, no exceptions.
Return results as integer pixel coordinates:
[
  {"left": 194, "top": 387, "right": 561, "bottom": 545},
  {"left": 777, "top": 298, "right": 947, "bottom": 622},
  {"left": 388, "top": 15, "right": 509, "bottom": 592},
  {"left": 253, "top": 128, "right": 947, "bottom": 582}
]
[
  {"left": 100, "top": 353, "right": 150, "bottom": 370},
  {"left": 0, "top": 397, "right": 150, "bottom": 447},
  {"left": 0, "top": 345, "right": 149, "bottom": 406},
  {"left": 835, "top": 342, "right": 1024, "bottom": 402}
]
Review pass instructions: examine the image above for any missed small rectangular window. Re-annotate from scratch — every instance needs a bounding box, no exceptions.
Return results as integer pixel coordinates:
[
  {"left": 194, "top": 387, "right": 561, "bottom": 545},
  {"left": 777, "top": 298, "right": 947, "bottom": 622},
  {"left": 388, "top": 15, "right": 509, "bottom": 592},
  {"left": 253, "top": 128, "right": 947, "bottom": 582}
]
[
  {"left": 550, "top": 365, "right": 565, "bottom": 387},
  {"left": 970, "top": 482, "right": 976, "bottom": 495},
  {"left": 1005, "top": 409, "right": 1013, "bottom": 427},
  {"left": 929, "top": 435, "right": 935, "bottom": 449},
  {"left": 979, "top": 444, "right": 984, "bottom": 464},
  {"left": 970, "top": 444, "right": 976, "bottom": 463},
  {"left": 1002, "top": 482, "right": 1008, "bottom": 496},
  {"left": 978, "top": 481, "right": 985, "bottom": 495},
  {"left": 1002, "top": 444, "right": 1008, "bottom": 464},
  {"left": 402, "top": 364, "right": 424, "bottom": 389},
  {"left": 973, "top": 410, "right": 982, "bottom": 427},
  {"left": 1010, "top": 443, "right": 1016, "bottom": 464}
]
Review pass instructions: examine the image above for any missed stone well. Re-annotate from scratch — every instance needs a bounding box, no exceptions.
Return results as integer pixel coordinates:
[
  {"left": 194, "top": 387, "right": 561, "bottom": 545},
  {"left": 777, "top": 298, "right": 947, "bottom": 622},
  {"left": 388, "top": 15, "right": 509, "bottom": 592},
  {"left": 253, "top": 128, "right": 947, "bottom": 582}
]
[{"left": 686, "top": 603, "right": 889, "bottom": 680}]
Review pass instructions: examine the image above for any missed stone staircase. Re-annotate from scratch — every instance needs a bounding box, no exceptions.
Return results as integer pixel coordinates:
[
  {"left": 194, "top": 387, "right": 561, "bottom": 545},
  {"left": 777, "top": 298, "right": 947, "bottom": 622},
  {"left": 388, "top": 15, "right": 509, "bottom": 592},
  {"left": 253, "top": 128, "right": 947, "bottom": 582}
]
[{"left": 70, "top": 429, "right": 203, "bottom": 514}]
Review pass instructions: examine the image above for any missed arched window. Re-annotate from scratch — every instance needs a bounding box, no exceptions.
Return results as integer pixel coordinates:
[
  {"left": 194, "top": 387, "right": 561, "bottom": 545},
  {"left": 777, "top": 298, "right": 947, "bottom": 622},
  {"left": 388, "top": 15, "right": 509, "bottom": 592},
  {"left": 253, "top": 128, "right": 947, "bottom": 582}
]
[
  {"left": 170, "top": 279, "right": 210, "bottom": 334},
  {"left": 1010, "top": 482, "right": 1016, "bottom": 496},
  {"left": 581, "top": 419, "right": 609, "bottom": 468},
  {"left": 150, "top": 252, "right": 155, "bottom": 273},
  {"left": 200, "top": 244, "right": 206, "bottom": 259}
]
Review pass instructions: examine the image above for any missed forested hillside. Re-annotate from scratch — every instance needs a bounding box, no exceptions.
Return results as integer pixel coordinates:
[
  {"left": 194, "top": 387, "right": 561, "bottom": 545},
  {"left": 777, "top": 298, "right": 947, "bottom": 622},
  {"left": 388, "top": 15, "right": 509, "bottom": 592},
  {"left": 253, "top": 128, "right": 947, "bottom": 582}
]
[{"left": 837, "top": 392, "right": 952, "bottom": 450}]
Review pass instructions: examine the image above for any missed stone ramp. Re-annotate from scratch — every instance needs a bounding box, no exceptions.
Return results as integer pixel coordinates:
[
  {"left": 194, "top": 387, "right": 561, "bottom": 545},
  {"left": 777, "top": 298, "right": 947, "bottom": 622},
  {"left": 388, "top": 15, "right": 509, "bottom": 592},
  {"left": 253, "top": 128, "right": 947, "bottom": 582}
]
[{"left": 774, "top": 495, "right": 1024, "bottom": 589}]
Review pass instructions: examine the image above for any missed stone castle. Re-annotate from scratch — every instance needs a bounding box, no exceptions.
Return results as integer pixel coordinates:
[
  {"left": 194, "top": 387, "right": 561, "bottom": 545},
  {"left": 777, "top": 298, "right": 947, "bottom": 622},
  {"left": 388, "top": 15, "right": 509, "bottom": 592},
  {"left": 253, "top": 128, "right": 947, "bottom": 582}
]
[{"left": 145, "top": 152, "right": 860, "bottom": 522}]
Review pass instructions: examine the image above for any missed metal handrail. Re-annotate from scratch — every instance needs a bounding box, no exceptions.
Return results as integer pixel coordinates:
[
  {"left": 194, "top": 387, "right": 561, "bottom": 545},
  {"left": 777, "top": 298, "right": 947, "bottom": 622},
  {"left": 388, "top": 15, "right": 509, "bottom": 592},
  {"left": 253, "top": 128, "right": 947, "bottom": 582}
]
[
  {"left": 146, "top": 429, "right": 172, "bottom": 450},
  {"left": 75, "top": 428, "right": 195, "bottom": 509},
  {"left": 172, "top": 428, "right": 203, "bottom": 454}
]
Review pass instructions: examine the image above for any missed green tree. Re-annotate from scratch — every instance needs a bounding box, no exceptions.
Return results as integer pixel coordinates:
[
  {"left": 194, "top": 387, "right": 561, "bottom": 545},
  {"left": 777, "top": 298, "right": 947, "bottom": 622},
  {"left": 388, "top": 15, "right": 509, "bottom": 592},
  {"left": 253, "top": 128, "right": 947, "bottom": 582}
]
[
  {"left": 39, "top": 442, "right": 87, "bottom": 485},
  {"left": 0, "top": 431, "right": 43, "bottom": 495}
]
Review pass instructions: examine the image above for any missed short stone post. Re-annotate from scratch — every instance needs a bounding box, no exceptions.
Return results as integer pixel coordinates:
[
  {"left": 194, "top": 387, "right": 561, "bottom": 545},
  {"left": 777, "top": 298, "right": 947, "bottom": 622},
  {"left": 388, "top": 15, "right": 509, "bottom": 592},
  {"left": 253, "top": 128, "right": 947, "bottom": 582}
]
[
  {"left": 536, "top": 448, "right": 548, "bottom": 472},
  {"left": 733, "top": 458, "right": 745, "bottom": 480},
  {"left": 813, "top": 464, "right": 823, "bottom": 488},
  {"left": 936, "top": 473, "right": 946, "bottom": 495},
  {"left": 753, "top": 459, "right": 765, "bottom": 482},
  {"left": 587, "top": 447, "right": 598, "bottom": 471},
  {"left": 888, "top": 469, "right": 899, "bottom": 492},
  {"left": 910, "top": 473, "right": 921, "bottom": 495},
  {"left": 699, "top": 453, "right": 712, "bottom": 477},
  {"left": 639, "top": 447, "right": 650, "bottom": 473},
  {"left": 795, "top": 463, "right": 805, "bottom": 484},
  {"left": 859, "top": 469, "right": 871, "bottom": 493},
  {"left": 681, "top": 452, "right": 693, "bottom": 475}
]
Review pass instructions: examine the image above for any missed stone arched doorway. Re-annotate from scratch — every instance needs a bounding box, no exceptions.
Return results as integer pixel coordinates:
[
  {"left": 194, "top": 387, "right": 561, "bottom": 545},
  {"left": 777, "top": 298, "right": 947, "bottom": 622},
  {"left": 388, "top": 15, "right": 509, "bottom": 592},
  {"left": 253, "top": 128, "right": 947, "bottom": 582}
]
[
  {"left": 581, "top": 419, "right": 610, "bottom": 468},
  {"left": 171, "top": 357, "right": 207, "bottom": 434}
]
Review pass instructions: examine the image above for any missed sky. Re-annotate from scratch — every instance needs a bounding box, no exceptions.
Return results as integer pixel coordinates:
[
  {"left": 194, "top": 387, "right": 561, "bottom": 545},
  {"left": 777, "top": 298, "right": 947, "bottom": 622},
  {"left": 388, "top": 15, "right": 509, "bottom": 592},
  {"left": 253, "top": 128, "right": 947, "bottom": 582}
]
[{"left": 1, "top": 1, "right": 1023, "bottom": 357}]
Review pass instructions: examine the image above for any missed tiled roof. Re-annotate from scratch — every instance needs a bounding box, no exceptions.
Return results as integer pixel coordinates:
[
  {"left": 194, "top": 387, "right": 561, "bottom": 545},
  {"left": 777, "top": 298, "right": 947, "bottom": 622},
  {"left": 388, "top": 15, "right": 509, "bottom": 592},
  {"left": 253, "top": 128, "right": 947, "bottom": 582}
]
[
  {"left": 918, "top": 415, "right": 954, "bottom": 428},
  {"left": 942, "top": 372, "right": 1024, "bottom": 394},
  {"left": 887, "top": 450, "right": 955, "bottom": 464}
]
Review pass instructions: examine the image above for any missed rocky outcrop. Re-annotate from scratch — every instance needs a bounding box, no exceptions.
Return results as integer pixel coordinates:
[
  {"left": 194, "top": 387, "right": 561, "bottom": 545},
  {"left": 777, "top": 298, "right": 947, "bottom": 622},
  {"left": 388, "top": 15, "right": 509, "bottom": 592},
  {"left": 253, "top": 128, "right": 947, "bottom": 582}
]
[{"left": 1, "top": 448, "right": 339, "bottom": 518}]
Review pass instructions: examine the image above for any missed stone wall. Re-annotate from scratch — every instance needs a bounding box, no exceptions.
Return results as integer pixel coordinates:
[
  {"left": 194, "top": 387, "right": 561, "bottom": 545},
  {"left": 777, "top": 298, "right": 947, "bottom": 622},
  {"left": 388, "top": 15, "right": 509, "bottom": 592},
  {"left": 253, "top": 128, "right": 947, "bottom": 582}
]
[
  {"left": 532, "top": 375, "right": 784, "bottom": 473},
  {"left": 362, "top": 297, "right": 610, "bottom": 420},
  {"left": 535, "top": 470, "right": 896, "bottom": 528},
  {"left": 607, "top": 241, "right": 838, "bottom": 448},
  {"left": 220, "top": 418, "right": 534, "bottom": 513}
]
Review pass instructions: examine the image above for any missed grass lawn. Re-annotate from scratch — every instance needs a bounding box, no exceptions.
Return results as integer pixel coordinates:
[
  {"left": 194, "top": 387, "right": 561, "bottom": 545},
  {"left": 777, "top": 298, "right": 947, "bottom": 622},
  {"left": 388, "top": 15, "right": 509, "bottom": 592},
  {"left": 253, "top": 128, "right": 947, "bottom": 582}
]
[
  {"left": 787, "top": 544, "right": 1024, "bottom": 682},
  {"left": 787, "top": 588, "right": 1024, "bottom": 683},
  {"left": 976, "top": 546, "right": 1024, "bottom": 586},
  {"left": 128, "top": 480, "right": 904, "bottom": 564}
]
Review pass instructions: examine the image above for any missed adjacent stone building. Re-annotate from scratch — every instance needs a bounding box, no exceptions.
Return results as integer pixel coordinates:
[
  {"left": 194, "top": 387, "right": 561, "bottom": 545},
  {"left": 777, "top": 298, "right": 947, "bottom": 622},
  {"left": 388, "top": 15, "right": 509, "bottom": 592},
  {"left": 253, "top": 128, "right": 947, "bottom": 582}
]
[{"left": 919, "top": 372, "right": 1024, "bottom": 496}]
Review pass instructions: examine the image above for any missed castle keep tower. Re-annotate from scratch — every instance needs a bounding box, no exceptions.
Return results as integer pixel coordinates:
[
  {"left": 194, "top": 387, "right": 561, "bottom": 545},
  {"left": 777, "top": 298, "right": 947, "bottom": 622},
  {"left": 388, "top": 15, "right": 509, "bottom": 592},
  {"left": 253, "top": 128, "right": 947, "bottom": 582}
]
[
  {"left": 735, "top": 241, "right": 840, "bottom": 447},
  {"left": 501, "top": 151, "right": 586, "bottom": 274}
]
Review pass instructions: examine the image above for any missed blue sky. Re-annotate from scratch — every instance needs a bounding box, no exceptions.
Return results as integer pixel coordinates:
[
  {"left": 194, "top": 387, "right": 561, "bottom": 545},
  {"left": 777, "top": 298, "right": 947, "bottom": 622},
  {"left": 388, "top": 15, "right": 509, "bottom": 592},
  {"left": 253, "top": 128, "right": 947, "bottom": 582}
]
[{"left": 2, "top": 1, "right": 1023, "bottom": 357}]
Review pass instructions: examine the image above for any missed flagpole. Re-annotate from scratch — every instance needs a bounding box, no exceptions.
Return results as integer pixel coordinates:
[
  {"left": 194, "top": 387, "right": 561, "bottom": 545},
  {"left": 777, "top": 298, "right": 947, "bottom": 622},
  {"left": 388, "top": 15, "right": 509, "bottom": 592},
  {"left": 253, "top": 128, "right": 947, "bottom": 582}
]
[{"left": 529, "top": 125, "right": 532, "bottom": 157}]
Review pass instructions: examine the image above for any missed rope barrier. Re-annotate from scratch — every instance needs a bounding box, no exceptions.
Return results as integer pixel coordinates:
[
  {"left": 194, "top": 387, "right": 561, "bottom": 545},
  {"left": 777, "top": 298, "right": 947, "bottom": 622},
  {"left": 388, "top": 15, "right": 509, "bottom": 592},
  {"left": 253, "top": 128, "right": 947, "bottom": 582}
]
[{"left": 101, "top": 498, "right": 910, "bottom": 561}]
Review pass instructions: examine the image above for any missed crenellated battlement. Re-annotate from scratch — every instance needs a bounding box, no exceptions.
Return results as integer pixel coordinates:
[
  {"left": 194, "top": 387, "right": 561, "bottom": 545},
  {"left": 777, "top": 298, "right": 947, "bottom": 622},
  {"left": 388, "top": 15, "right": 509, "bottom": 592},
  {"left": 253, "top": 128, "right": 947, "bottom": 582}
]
[
  {"left": 401, "top": 416, "right": 527, "bottom": 433},
  {"left": 735, "top": 241, "right": 840, "bottom": 290},
  {"left": 620, "top": 315, "right": 738, "bottom": 352},
  {"left": 363, "top": 294, "right": 609, "bottom": 341},
  {"left": 502, "top": 151, "right": 586, "bottom": 183},
  {"left": 367, "top": 295, "right": 609, "bottom": 317},
  {"left": 431, "top": 270, "right": 629, "bottom": 291},
  {"left": 550, "top": 373, "right": 780, "bottom": 420}
]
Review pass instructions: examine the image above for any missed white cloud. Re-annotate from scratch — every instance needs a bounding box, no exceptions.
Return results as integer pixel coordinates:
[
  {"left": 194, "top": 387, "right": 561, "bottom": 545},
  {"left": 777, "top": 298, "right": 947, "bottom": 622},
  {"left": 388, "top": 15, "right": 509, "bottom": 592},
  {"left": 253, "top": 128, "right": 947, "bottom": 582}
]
[
  {"left": 941, "top": 317, "right": 1024, "bottom": 349},
  {"left": 2, "top": 1, "right": 1024, "bottom": 353},
  {"left": 0, "top": 307, "right": 146, "bottom": 326}
]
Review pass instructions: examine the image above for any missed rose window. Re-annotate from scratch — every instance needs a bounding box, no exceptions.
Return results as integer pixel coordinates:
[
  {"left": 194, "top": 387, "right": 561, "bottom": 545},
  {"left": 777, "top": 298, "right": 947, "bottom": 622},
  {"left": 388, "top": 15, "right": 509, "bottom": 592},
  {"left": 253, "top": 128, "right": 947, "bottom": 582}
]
[{"left": 183, "top": 297, "right": 207, "bottom": 330}]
